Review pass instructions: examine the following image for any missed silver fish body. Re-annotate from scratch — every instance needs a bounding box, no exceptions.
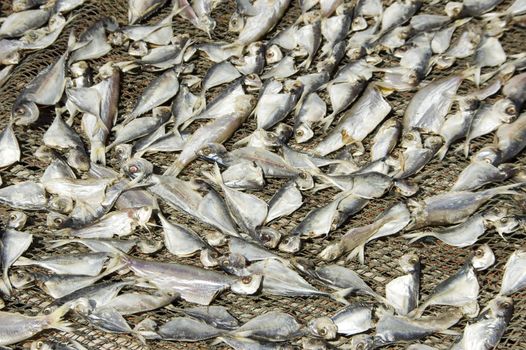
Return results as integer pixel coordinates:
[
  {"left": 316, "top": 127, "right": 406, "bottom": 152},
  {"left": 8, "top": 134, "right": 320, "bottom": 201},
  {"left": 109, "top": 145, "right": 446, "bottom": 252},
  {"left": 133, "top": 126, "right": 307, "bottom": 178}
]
[{"left": 0, "top": 124, "right": 20, "bottom": 168}]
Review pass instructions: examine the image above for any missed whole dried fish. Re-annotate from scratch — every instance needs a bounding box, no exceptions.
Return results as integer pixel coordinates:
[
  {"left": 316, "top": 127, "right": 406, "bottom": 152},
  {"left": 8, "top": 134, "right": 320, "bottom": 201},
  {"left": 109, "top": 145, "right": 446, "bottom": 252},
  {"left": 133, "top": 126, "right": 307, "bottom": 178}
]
[{"left": 500, "top": 249, "right": 526, "bottom": 296}]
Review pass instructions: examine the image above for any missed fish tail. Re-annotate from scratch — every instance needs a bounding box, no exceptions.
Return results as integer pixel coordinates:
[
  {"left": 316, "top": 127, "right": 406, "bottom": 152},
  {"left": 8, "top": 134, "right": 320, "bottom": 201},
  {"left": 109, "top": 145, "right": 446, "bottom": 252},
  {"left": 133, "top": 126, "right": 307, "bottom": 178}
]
[
  {"left": 330, "top": 288, "right": 351, "bottom": 304},
  {"left": 163, "top": 160, "right": 184, "bottom": 176},
  {"left": 473, "top": 66, "right": 482, "bottom": 87},
  {"left": 462, "top": 139, "right": 471, "bottom": 158},
  {"left": 346, "top": 245, "right": 366, "bottom": 264},
  {"left": 436, "top": 143, "right": 450, "bottom": 160},
  {"left": 47, "top": 239, "right": 72, "bottom": 249},
  {"left": 202, "top": 163, "right": 223, "bottom": 186},
  {"left": 12, "top": 256, "right": 34, "bottom": 267},
  {"left": 330, "top": 290, "right": 351, "bottom": 305},
  {"left": 403, "top": 231, "right": 431, "bottom": 244},
  {"left": 408, "top": 300, "right": 429, "bottom": 318},
  {"left": 90, "top": 141, "right": 106, "bottom": 165},
  {"left": 47, "top": 304, "right": 73, "bottom": 332},
  {"left": 482, "top": 182, "right": 525, "bottom": 197},
  {"left": 1, "top": 267, "right": 12, "bottom": 296},
  {"left": 319, "top": 113, "right": 335, "bottom": 132}
]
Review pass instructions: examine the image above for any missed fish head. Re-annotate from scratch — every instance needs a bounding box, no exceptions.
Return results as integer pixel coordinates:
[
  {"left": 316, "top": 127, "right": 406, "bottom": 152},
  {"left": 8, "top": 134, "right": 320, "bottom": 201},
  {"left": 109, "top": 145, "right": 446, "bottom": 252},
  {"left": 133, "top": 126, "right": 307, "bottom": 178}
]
[
  {"left": 294, "top": 123, "right": 314, "bottom": 144},
  {"left": 67, "top": 148, "right": 90, "bottom": 172},
  {"left": 197, "top": 143, "right": 229, "bottom": 165},
  {"left": 114, "top": 144, "right": 134, "bottom": 164},
  {"left": 49, "top": 13, "right": 67, "bottom": 30},
  {"left": 445, "top": 2, "right": 463, "bottom": 18},
  {"left": 471, "top": 244, "right": 495, "bottom": 271},
  {"left": 350, "top": 334, "right": 374, "bottom": 350},
  {"left": 486, "top": 296, "right": 514, "bottom": 322},
  {"left": 246, "top": 41, "right": 265, "bottom": 56},
  {"left": 244, "top": 73, "right": 262, "bottom": 91},
  {"left": 9, "top": 270, "right": 35, "bottom": 289},
  {"left": 219, "top": 253, "right": 247, "bottom": 275},
  {"left": 70, "top": 61, "right": 90, "bottom": 78},
  {"left": 134, "top": 318, "right": 161, "bottom": 340},
  {"left": 200, "top": 248, "right": 220, "bottom": 267},
  {"left": 275, "top": 123, "right": 294, "bottom": 144},
  {"left": 401, "top": 130, "right": 423, "bottom": 148},
  {"left": 318, "top": 243, "right": 343, "bottom": 262},
  {"left": 294, "top": 171, "right": 314, "bottom": 190},
  {"left": 35, "top": 145, "right": 55, "bottom": 162},
  {"left": 491, "top": 215, "right": 520, "bottom": 236},
  {"left": 308, "top": 316, "right": 338, "bottom": 340},
  {"left": 30, "top": 340, "right": 54, "bottom": 350},
  {"left": 229, "top": 12, "right": 245, "bottom": 33},
  {"left": 122, "top": 158, "right": 154, "bottom": 181},
  {"left": 265, "top": 45, "right": 284, "bottom": 65},
  {"left": 394, "top": 179, "right": 419, "bottom": 197},
  {"left": 399, "top": 252, "right": 420, "bottom": 274},
  {"left": 48, "top": 196, "right": 74, "bottom": 214},
  {"left": 46, "top": 211, "right": 68, "bottom": 229},
  {"left": 12, "top": 100, "right": 39, "bottom": 126},
  {"left": 472, "top": 146, "right": 501, "bottom": 165},
  {"left": 108, "top": 30, "right": 126, "bottom": 46},
  {"left": 137, "top": 239, "right": 163, "bottom": 254},
  {"left": 424, "top": 135, "right": 443, "bottom": 152},
  {"left": 352, "top": 16, "right": 368, "bottom": 31},
  {"left": 231, "top": 274, "right": 263, "bottom": 295},
  {"left": 71, "top": 297, "right": 95, "bottom": 315},
  {"left": 279, "top": 235, "right": 302, "bottom": 253},
  {"left": 129, "top": 40, "right": 149, "bottom": 57},
  {"left": 494, "top": 98, "right": 518, "bottom": 123},
  {"left": 7, "top": 210, "right": 28, "bottom": 229},
  {"left": 257, "top": 227, "right": 282, "bottom": 249}
]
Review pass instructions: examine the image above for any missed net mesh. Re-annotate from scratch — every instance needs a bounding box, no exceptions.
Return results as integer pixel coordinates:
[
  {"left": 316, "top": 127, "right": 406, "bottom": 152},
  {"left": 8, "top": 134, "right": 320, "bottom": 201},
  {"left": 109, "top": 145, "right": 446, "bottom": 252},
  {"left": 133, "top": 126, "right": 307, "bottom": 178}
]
[{"left": 0, "top": 0, "right": 525, "bottom": 349}]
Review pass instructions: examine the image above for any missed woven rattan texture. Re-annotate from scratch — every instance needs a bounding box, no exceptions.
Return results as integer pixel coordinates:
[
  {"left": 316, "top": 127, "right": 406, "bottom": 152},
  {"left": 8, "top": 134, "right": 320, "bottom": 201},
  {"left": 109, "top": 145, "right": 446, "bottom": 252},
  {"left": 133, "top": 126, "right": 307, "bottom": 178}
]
[{"left": 0, "top": 0, "right": 525, "bottom": 349}]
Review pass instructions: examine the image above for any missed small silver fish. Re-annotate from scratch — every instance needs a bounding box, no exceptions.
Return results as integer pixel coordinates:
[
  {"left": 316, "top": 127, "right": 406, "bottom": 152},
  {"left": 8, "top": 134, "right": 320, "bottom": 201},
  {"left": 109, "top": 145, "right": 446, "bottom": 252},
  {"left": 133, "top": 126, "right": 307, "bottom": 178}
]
[
  {"left": 385, "top": 253, "right": 420, "bottom": 315},
  {"left": 230, "top": 311, "right": 303, "bottom": 342},
  {"left": 371, "top": 118, "right": 401, "bottom": 161},
  {"left": 128, "top": 0, "right": 168, "bottom": 24},
  {"left": 0, "top": 182, "right": 47, "bottom": 210}
]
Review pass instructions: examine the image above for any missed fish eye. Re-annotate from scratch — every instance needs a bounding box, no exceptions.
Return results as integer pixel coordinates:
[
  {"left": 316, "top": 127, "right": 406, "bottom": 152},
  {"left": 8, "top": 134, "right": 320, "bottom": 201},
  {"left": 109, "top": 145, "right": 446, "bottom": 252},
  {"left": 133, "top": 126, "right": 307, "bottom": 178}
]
[
  {"left": 505, "top": 105, "right": 516, "bottom": 115},
  {"left": 129, "top": 165, "right": 139, "bottom": 173},
  {"left": 16, "top": 107, "right": 26, "bottom": 115},
  {"left": 406, "top": 133, "right": 414, "bottom": 140},
  {"left": 500, "top": 217, "right": 508, "bottom": 223},
  {"left": 409, "top": 257, "right": 418, "bottom": 264},
  {"left": 231, "top": 18, "right": 238, "bottom": 24},
  {"left": 35, "top": 341, "right": 44, "bottom": 349},
  {"left": 483, "top": 157, "right": 492, "bottom": 164},
  {"left": 247, "top": 73, "right": 257, "bottom": 80},
  {"left": 43, "top": 306, "right": 53, "bottom": 315},
  {"left": 53, "top": 217, "right": 63, "bottom": 225},
  {"left": 260, "top": 233, "right": 271, "bottom": 242},
  {"left": 296, "top": 129, "right": 304, "bottom": 137},
  {"left": 201, "top": 146, "right": 211, "bottom": 156},
  {"left": 9, "top": 214, "right": 17, "bottom": 221},
  {"left": 299, "top": 172, "right": 308, "bottom": 179},
  {"left": 266, "top": 51, "right": 274, "bottom": 58},
  {"left": 222, "top": 259, "right": 230, "bottom": 266},
  {"left": 319, "top": 327, "right": 327, "bottom": 335},
  {"left": 475, "top": 249, "right": 484, "bottom": 257},
  {"left": 210, "top": 250, "right": 219, "bottom": 258},
  {"left": 356, "top": 343, "right": 365, "bottom": 350},
  {"left": 241, "top": 276, "right": 252, "bottom": 284},
  {"left": 501, "top": 301, "right": 510, "bottom": 308}
]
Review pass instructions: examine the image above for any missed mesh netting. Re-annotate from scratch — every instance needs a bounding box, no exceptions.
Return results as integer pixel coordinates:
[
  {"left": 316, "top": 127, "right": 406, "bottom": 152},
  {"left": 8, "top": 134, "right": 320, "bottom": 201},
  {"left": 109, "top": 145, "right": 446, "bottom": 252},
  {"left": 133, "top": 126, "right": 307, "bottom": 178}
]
[{"left": 0, "top": 0, "right": 525, "bottom": 349}]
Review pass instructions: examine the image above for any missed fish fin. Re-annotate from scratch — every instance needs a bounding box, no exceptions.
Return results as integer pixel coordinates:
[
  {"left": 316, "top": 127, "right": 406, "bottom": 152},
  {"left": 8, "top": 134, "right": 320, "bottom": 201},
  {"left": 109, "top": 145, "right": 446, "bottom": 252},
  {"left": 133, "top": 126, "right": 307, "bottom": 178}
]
[
  {"left": 90, "top": 141, "right": 106, "bottom": 165},
  {"left": 12, "top": 256, "right": 34, "bottom": 267},
  {"left": 47, "top": 303, "right": 74, "bottom": 332},
  {"left": 48, "top": 239, "right": 73, "bottom": 249},
  {"left": 473, "top": 66, "right": 482, "bottom": 87}
]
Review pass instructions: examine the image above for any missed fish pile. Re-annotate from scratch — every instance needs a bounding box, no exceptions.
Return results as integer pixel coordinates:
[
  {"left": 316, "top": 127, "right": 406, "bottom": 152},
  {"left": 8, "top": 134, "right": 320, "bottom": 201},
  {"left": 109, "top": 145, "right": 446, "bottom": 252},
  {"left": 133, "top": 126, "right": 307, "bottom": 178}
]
[{"left": 0, "top": 0, "right": 526, "bottom": 349}]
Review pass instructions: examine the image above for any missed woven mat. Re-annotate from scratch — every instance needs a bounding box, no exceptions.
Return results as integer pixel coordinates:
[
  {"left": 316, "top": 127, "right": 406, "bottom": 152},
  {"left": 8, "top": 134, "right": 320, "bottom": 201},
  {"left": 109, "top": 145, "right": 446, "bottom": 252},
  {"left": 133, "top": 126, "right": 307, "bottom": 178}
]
[{"left": 0, "top": 0, "right": 525, "bottom": 349}]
